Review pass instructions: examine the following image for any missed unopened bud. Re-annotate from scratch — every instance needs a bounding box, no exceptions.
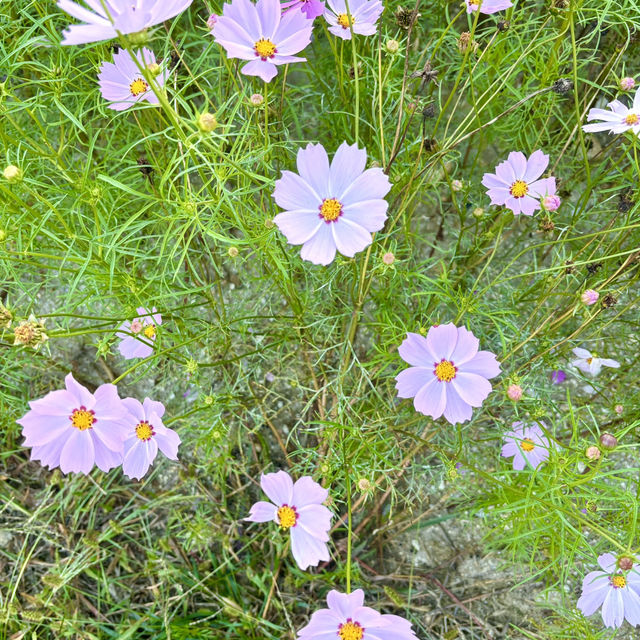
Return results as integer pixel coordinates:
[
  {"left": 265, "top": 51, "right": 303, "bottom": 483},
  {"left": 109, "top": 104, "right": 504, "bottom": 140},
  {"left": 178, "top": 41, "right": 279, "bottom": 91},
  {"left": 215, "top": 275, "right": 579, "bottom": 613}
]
[
  {"left": 385, "top": 39, "right": 400, "bottom": 54},
  {"left": 585, "top": 446, "right": 601, "bottom": 461},
  {"left": 618, "top": 556, "right": 634, "bottom": 571},
  {"left": 228, "top": 246, "right": 239, "bottom": 258},
  {"left": 451, "top": 179, "right": 463, "bottom": 192},
  {"left": 620, "top": 77, "right": 636, "bottom": 91},
  {"left": 599, "top": 433, "right": 618, "bottom": 449},
  {"left": 507, "top": 384, "right": 523, "bottom": 401},
  {"left": 3, "top": 165, "right": 22, "bottom": 183},
  {"left": 207, "top": 14, "right": 218, "bottom": 29},
  {"left": 250, "top": 93, "right": 264, "bottom": 107},
  {"left": 198, "top": 112, "right": 218, "bottom": 132},
  {"left": 357, "top": 478, "right": 372, "bottom": 491},
  {"left": 615, "top": 404, "right": 623, "bottom": 414},
  {"left": 382, "top": 252, "right": 395, "bottom": 265},
  {"left": 472, "top": 207, "right": 484, "bottom": 218},
  {"left": 581, "top": 289, "right": 599, "bottom": 306},
  {"left": 542, "top": 194, "right": 561, "bottom": 211}
]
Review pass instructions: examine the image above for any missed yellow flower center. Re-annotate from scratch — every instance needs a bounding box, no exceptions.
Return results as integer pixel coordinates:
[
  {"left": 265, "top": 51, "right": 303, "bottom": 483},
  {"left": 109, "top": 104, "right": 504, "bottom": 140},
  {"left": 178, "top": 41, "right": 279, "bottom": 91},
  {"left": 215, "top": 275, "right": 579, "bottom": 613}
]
[
  {"left": 624, "top": 113, "right": 639, "bottom": 125},
  {"left": 611, "top": 574, "right": 626, "bottom": 589},
  {"left": 143, "top": 325, "right": 156, "bottom": 339},
  {"left": 337, "top": 13, "right": 354, "bottom": 28},
  {"left": 130, "top": 78, "right": 149, "bottom": 96},
  {"left": 135, "top": 421, "right": 155, "bottom": 441},
  {"left": 510, "top": 180, "right": 529, "bottom": 198},
  {"left": 254, "top": 38, "right": 277, "bottom": 60},
  {"left": 434, "top": 359, "right": 457, "bottom": 382},
  {"left": 70, "top": 408, "right": 95, "bottom": 431},
  {"left": 520, "top": 438, "right": 535, "bottom": 452},
  {"left": 338, "top": 620, "right": 364, "bottom": 640},
  {"left": 586, "top": 357, "right": 593, "bottom": 364},
  {"left": 319, "top": 198, "right": 343, "bottom": 222},
  {"left": 276, "top": 505, "right": 297, "bottom": 529}
]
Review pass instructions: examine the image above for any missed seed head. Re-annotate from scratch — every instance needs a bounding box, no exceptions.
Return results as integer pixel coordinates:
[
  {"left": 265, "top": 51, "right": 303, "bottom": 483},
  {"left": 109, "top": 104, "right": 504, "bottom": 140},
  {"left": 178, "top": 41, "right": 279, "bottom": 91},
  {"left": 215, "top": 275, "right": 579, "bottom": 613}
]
[
  {"left": 13, "top": 315, "right": 48, "bottom": 349},
  {"left": 0, "top": 303, "right": 12, "bottom": 329},
  {"left": 228, "top": 246, "right": 239, "bottom": 258},
  {"left": 552, "top": 78, "right": 573, "bottom": 94}
]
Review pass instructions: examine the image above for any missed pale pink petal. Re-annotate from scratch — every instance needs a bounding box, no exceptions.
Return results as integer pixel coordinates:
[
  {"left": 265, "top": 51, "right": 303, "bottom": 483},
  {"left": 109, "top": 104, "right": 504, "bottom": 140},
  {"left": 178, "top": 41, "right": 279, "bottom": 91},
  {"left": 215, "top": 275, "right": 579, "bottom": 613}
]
[
  {"left": 261, "top": 470, "right": 294, "bottom": 506},
  {"left": 245, "top": 501, "right": 278, "bottom": 522},
  {"left": 299, "top": 224, "right": 337, "bottom": 265},
  {"left": 59, "top": 429, "right": 95, "bottom": 474},
  {"left": 426, "top": 323, "right": 458, "bottom": 360},
  {"left": 292, "top": 476, "right": 329, "bottom": 507},
  {"left": 398, "top": 332, "right": 438, "bottom": 366}
]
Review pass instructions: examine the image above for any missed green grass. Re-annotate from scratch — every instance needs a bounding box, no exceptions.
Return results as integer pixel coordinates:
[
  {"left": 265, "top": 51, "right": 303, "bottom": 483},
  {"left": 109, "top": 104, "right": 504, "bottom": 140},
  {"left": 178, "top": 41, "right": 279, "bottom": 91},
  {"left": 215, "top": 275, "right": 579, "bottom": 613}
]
[{"left": 1, "top": 0, "right": 640, "bottom": 637}]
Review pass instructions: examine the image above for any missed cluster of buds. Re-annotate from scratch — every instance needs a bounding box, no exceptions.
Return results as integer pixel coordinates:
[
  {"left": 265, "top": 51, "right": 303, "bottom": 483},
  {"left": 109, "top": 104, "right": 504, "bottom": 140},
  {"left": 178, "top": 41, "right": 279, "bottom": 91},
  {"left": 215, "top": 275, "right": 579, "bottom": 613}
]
[
  {"left": 13, "top": 315, "right": 48, "bottom": 349},
  {"left": 0, "top": 303, "right": 12, "bottom": 329}
]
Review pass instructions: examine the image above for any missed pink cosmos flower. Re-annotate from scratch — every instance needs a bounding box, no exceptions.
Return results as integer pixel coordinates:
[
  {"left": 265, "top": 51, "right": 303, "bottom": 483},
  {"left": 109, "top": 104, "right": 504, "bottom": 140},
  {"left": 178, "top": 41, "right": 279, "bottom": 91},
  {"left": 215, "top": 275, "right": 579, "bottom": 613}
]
[
  {"left": 212, "top": 0, "right": 313, "bottom": 83},
  {"left": 57, "top": 0, "right": 195, "bottom": 46},
  {"left": 116, "top": 307, "right": 161, "bottom": 359},
  {"left": 572, "top": 348, "right": 620, "bottom": 376},
  {"left": 324, "top": 0, "right": 383, "bottom": 39},
  {"left": 17, "top": 373, "right": 129, "bottom": 474},
  {"left": 581, "top": 289, "right": 599, "bottom": 305},
  {"left": 583, "top": 92, "right": 640, "bottom": 135},
  {"left": 273, "top": 142, "right": 391, "bottom": 265},
  {"left": 282, "top": 0, "right": 326, "bottom": 19},
  {"left": 245, "top": 470, "right": 332, "bottom": 570},
  {"left": 395, "top": 324, "right": 501, "bottom": 425},
  {"left": 501, "top": 421, "right": 550, "bottom": 471},
  {"left": 482, "top": 150, "right": 556, "bottom": 216},
  {"left": 577, "top": 553, "right": 640, "bottom": 628},
  {"left": 98, "top": 48, "right": 167, "bottom": 111},
  {"left": 464, "top": 0, "right": 512, "bottom": 14},
  {"left": 121, "top": 397, "right": 180, "bottom": 480},
  {"left": 297, "top": 589, "right": 419, "bottom": 640}
]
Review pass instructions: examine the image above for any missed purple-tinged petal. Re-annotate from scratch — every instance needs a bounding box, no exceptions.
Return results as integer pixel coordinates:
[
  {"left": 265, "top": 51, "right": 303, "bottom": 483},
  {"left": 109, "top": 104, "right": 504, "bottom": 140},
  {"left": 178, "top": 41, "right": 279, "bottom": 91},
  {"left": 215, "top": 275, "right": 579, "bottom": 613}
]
[
  {"left": 441, "top": 385, "right": 473, "bottom": 424},
  {"left": 451, "top": 372, "right": 492, "bottom": 407},
  {"left": 246, "top": 501, "right": 278, "bottom": 522},
  {"left": 523, "top": 149, "right": 549, "bottom": 182},
  {"left": 426, "top": 323, "right": 458, "bottom": 360},
  {"left": 292, "top": 476, "right": 328, "bottom": 507},
  {"left": 463, "top": 350, "right": 501, "bottom": 378},
  {"left": 261, "top": 470, "right": 294, "bottom": 506},
  {"left": 450, "top": 326, "right": 479, "bottom": 365},
  {"left": 59, "top": 429, "right": 95, "bottom": 474},
  {"left": 398, "top": 332, "right": 438, "bottom": 366},
  {"left": 290, "top": 527, "right": 330, "bottom": 568},
  {"left": 413, "top": 379, "right": 447, "bottom": 418},
  {"left": 299, "top": 224, "right": 337, "bottom": 265},
  {"left": 395, "top": 367, "right": 431, "bottom": 398}
]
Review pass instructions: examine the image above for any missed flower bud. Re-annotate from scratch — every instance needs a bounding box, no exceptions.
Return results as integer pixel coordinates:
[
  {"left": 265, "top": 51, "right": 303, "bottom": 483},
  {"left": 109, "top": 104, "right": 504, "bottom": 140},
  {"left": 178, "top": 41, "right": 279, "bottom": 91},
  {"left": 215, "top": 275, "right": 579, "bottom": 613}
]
[
  {"left": 146, "top": 62, "right": 160, "bottom": 77},
  {"left": 228, "top": 246, "right": 239, "bottom": 258},
  {"left": 250, "top": 93, "right": 264, "bottom": 106},
  {"left": 451, "top": 179, "right": 463, "bottom": 192},
  {"left": 599, "top": 433, "right": 618, "bottom": 449},
  {"left": 3, "top": 165, "right": 23, "bottom": 183},
  {"left": 197, "top": 112, "right": 218, "bottom": 132},
  {"left": 207, "top": 14, "right": 218, "bottom": 29},
  {"left": 385, "top": 39, "right": 400, "bottom": 54},
  {"left": 581, "top": 289, "right": 599, "bottom": 305},
  {"left": 507, "top": 384, "right": 523, "bottom": 401},
  {"left": 13, "top": 316, "right": 48, "bottom": 349},
  {"left": 615, "top": 404, "right": 623, "bottom": 414},
  {"left": 585, "top": 445, "right": 601, "bottom": 461},
  {"left": 472, "top": 207, "right": 484, "bottom": 218},
  {"left": 0, "top": 303, "right": 12, "bottom": 329},
  {"left": 357, "top": 478, "right": 372, "bottom": 491},
  {"left": 542, "top": 194, "right": 561, "bottom": 211},
  {"left": 620, "top": 77, "right": 636, "bottom": 91},
  {"left": 382, "top": 252, "right": 395, "bottom": 265},
  {"left": 618, "top": 556, "right": 634, "bottom": 571}
]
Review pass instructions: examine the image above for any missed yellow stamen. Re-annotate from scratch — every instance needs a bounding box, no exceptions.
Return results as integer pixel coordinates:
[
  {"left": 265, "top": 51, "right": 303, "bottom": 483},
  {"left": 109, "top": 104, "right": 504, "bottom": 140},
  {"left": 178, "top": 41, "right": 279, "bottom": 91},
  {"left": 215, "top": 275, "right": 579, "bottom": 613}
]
[
  {"left": 338, "top": 621, "right": 364, "bottom": 640},
  {"left": 71, "top": 409, "right": 95, "bottom": 431},
  {"left": 520, "top": 438, "right": 535, "bottom": 452},
  {"left": 434, "top": 359, "right": 457, "bottom": 382},
  {"left": 319, "top": 198, "right": 343, "bottom": 222},
  {"left": 624, "top": 113, "right": 639, "bottom": 125},
  {"left": 611, "top": 574, "right": 626, "bottom": 589},
  {"left": 135, "top": 421, "right": 154, "bottom": 441},
  {"left": 337, "top": 13, "right": 354, "bottom": 28},
  {"left": 143, "top": 325, "right": 156, "bottom": 339},
  {"left": 510, "top": 180, "right": 529, "bottom": 198},
  {"left": 276, "top": 505, "right": 297, "bottom": 529},
  {"left": 130, "top": 78, "right": 149, "bottom": 96},
  {"left": 254, "top": 38, "right": 277, "bottom": 60}
]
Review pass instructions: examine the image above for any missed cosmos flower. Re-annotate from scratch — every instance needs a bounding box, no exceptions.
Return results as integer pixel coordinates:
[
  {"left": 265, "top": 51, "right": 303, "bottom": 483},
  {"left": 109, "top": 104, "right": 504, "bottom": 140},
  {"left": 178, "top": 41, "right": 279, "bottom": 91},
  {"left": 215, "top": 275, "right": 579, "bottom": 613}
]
[
  {"left": 395, "top": 324, "right": 501, "bottom": 425},
  {"left": 464, "top": 0, "right": 512, "bottom": 14},
  {"left": 116, "top": 307, "right": 161, "bottom": 359},
  {"left": 571, "top": 348, "right": 620, "bottom": 376},
  {"left": 121, "top": 397, "right": 181, "bottom": 480},
  {"left": 57, "top": 0, "right": 195, "bottom": 46},
  {"left": 481, "top": 150, "right": 556, "bottom": 216},
  {"left": 17, "top": 373, "right": 129, "bottom": 474},
  {"left": 98, "top": 48, "right": 167, "bottom": 111},
  {"left": 212, "top": 0, "right": 313, "bottom": 83},
  {"left": 245, "top": 470, "right": 332, "bottom": 570},
  {"left": 577, "top": 553, "right": 640, "bottom": 628},
  {"left": 501, "top": 421, "right": 550, "bottom": 471},
  {"left": 297, "top": 589, "right": 419, "bottom": 640},
  {"left": 273, "top": 142, "right": 392, "bottom": 265},
  {"left": 324, "top": 0, "right": 383, "bottom": 39},
  {"left": 583, "top": 93, "right": 640, "bottom": 136},
  {"left": 282, "top": 0, "right": 326, "bottom": 19}
]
